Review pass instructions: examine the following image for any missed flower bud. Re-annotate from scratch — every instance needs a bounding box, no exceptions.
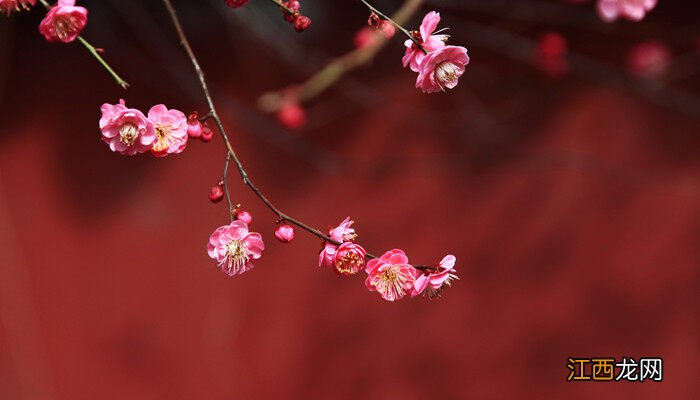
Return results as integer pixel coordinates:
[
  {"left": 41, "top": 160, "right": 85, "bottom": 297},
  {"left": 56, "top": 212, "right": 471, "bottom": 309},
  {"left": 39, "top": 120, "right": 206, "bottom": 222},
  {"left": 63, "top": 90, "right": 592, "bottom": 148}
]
[
  {"left": 208, "top": 185, "right": 224, "bottom": 203},
  {"left": 187, "top": 112, "right": 203, "bottom": 138},
  {"left": 234, "top": 210, "right": 253, "bottom": 225},
  {"left": 283, "top": 0, "right": 300, "bottom": 22},
  {"left": 294, "top": 15, "right": 311, "bottom": 32},
  {"left": 200, "top": 124, "right": 214, "bottom": 142},
  {"left": 274, "top": 224, "right": 295, "bottom": 243}
]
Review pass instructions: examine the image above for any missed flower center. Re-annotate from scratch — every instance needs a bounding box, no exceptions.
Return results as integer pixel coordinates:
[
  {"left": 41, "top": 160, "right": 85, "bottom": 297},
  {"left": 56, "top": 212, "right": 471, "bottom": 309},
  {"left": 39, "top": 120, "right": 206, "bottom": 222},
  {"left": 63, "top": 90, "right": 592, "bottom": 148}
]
[
  {"left": 220, "top": 240, "right": 249, "bottom": 275},
  {"left": 153, "top": 125, "right": 172, "bottom": 152},
  {"left": 434, "top": 61, "right": 460, "bottom": 90},
  {"left": 371, "top": 265, "right": 412, "bottom": 301},
  {"left": 119, "top": 123, "right": 138, "bottom": 146},
  {"left": 54, "top": 15, "right": 82, "bottom": 41},
  {"left": 335, "top": 252, "right": 363, "bottom": 275}
]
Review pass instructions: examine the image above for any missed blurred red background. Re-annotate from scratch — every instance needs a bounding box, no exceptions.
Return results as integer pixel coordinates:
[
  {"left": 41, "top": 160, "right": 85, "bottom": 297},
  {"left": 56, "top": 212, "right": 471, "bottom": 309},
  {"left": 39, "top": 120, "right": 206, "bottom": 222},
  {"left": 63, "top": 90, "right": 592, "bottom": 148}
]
[{"left": 0, "top": 0, "right": 698, "bottom": 399}]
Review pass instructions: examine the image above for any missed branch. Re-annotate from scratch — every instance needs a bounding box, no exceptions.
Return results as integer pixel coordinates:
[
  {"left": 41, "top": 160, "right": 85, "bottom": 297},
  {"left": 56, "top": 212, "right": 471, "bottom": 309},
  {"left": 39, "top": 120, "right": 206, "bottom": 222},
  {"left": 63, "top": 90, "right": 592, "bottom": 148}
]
[
  {"left": 259, "top": 0, "right": 424, "bottom": 113},
  {"left": 160, "top": 0, "right": 433, "bottom": 270}
]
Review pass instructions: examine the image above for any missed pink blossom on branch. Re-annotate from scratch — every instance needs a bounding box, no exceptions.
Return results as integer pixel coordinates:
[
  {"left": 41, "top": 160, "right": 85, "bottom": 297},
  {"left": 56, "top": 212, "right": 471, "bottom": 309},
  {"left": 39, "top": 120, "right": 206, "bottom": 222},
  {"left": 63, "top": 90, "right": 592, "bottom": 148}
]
[
  {"left": 411, "top": 255, "right": 458, "bottom": 298},
  {"left": 0, "top": 0, "right": 36, "bottom": 16},
  {"left": 402, "top": 11, "right": 448, "bottom": 72},
  {"left": 100, "top": 100, "right": 156, "bottom": 155},
  {"left": 38, "top": 0, "right": 88, "bottom": 43},
  {"left": 365, "top": 249, "right": 417, "bottom": 302},
  {"left": 147, "top": 104, "right": 188, "bottom": 157},
  {"left": 596, "top": 0, "right": 657, "bottom": 22},
  {"left": 319, "top": 217, "right": 358, "bottom": 269},
  {"left": 416, "top": 45, "right": 470, "bottom": 94},
  {"left": 207, "top": 220, "right": 265, "bottom": 276},
  {"left": 333, "top": 242, "right": 366, "bottom": 275}
]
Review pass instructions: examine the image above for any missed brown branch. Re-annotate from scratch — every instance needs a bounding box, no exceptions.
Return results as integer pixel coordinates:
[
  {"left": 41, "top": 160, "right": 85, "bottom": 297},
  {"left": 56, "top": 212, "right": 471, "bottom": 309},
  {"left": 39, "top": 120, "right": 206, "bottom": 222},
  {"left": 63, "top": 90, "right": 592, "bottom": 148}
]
[
  {"left": 258, "top": 0, "right": 424, "bottom": 113},
  {"left": 161, "top": 0, "right": 432, "bottom": 270}
]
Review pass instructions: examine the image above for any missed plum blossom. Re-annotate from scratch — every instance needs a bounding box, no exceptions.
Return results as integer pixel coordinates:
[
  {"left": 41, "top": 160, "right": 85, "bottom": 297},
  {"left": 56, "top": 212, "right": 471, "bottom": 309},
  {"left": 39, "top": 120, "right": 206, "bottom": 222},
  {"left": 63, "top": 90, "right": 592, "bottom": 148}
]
[
  {"left": 416, "top": 45, "right": 469, "bottom": 94},
  {"left": 207, "top": 220, "right": 265, "bottom": 276},
  {"left": 319, "top": 217, "right": 358, "bottom": 269},
  {"left": 596, "top": 0, "right": 657, "bottom": 22},
  {"left": 100, "top": 99, "right": 156, "bottom": 155},
  {"left": 333, "top": 242, "right": 366, "bottom": 275},
  {"left": 329, "top": 217, "right": 357, "bottom": 243},
  {"left": 365, "top": 249, "right": 417, "bottom": 302},
  {"left": 0, "top": 0, "right": 35, "bottom": 16},
  {"left": 147, "top": 105, "right": 188, "bottom": 157},
  {"left": 411, "top": 255, "right": 458, "bottom": 298},
  {"left": 403, "top": 11, "right": 448, "bottom": 72},
  {"left": 38, "top": 0, "right": 88, "bottom": 43}
]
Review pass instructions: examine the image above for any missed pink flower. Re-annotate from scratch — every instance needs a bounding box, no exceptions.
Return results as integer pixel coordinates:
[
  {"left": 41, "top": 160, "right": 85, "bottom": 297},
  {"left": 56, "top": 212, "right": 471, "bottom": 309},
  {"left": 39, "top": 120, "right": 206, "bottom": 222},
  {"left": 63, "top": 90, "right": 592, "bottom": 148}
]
[
  {"left": 626, "top": 40, "right": 671, "bottom": 79},
  {"left": 319, "top": 217, "right": 358, "bottom": 269},
  {"left": 403, "top": 11, "right": 448, "bottom": 72},
  {"left": 365, "top": 249, "right": 417, "bottom": 302},
  {"left": 274, "top": 224, "right": 295, "bottom": 243},
  {"left": 318, "top": 242, "right": 337, "bottom": 269},
  {"left": 100, "top": 99, "right": 156, "bottom": 155},
  {"left": 207, "top": 220, "right": 265, "bottom": 276},
  {"left": 0, "top": 0, "right": 35, "bottom": 16},
  {"left": 333, "top": 242, "right": 366, "bottom": 275},
  {"left": 329, "top": 217, "right": 357, "bottom": 243},
  {"left": 596, "top": 0, "right": 657, "bottom": 22},
  {"left": 411, "top": 255, "right": 458, "bottom": 298},
  {"left": 415, "top": 45, "right": 469, "bottom": 94},
  {"left": 38, "top": 0, "right": 88, "bottom": 43},
  {"left": 147, "top": 105, "right": 188, "bottom": 157}
]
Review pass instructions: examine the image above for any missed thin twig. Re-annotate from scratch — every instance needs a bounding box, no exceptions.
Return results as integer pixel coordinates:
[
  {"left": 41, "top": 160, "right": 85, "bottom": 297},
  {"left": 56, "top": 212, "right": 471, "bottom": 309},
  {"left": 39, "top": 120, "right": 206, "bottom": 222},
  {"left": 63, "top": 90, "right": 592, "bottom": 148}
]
[
  {"left": 259, "top": 0, "right": 424, "bottom": 113},
  {"left": 161, "top": 0, "right": 433, "bottom": 269},
  {"left": 268, "top": 0, "right": 294, "bottom": 15},
  {"left": 38, "top": 0, "right": 128, "bottom": 89},
  {"left": 359, "top": 0, "right": 427, "bottom": 54}
]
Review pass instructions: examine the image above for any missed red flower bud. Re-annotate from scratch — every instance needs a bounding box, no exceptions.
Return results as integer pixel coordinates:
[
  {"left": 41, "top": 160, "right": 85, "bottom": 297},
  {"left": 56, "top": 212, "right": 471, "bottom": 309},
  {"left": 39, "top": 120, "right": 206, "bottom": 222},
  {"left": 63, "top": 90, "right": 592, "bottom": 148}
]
[
  {"left": 234, "top": 210, "right": 253, "bottom": 225},
  {"left": 294, "top": 15, "right": 311, "bottom": 32},
  {"left": 208, "top": 185, "right": 225, "bottom": 203},
  {"left": 200, "top": 125, "right": 214, "bottom": 142},
  {"left": 274, "top": 224, "right": 295, "bottom": 243}
]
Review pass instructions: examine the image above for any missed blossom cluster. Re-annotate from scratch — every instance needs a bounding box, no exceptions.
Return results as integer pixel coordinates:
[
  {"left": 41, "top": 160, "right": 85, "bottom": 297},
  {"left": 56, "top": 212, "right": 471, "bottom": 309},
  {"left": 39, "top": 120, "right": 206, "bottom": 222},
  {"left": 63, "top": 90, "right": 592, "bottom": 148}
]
[
  {"left": 99, "top": 100, "right": 211, "bottom": 156},
  {"left": 208, "top": 216, "right": 458, "bottom": 302},
  {"left": 401, "top": 12, "right": 470, "bottom": 94}
]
